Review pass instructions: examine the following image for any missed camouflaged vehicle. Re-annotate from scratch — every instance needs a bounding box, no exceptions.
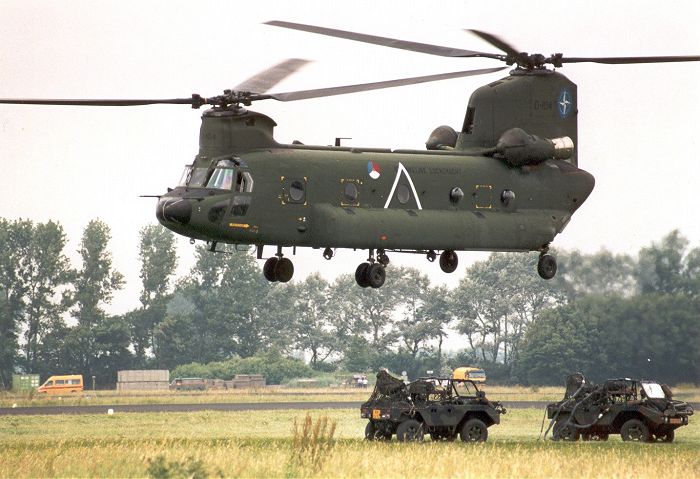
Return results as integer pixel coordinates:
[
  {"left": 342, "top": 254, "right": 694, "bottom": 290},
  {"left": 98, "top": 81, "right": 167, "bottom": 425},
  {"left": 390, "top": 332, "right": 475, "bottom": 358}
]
[
  {"left": 546, "top": 373, "right": 694, "bottom": 442},
  {"left": 360, "top": 370, "right": 505, "bottom": 442}
]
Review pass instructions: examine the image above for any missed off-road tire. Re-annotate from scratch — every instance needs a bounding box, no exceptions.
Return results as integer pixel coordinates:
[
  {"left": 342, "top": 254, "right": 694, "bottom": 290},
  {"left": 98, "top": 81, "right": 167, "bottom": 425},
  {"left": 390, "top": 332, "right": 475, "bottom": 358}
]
[
  {"left": 620, "top": 419, "right": 650, "bottom": 442},
  {"left": 460, "top": 418, "right": 488, "bottom": 442},
  {"left": 396, "top": 419, "right": 424, "bottom": 442},
  {"left": 552, "top": 419, "right": 580, "bottom": 441}
]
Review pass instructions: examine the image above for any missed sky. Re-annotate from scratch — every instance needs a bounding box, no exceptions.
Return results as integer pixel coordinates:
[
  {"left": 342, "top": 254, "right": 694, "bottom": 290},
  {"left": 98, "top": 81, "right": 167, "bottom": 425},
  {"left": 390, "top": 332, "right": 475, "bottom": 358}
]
[{"left": 1, "top": 0, "right": 699, "bottom": 316}]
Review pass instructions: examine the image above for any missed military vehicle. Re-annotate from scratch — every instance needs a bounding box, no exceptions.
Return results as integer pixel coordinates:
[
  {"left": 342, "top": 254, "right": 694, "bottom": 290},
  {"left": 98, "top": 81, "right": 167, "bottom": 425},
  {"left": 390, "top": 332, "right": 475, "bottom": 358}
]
[
  {"left": 360, "top": 370, "right": 505, "bottom": 442},
  {"left": 3, "top": 22, "right": 698, "bottom": 287},
  {"left": 545, "top": 373, "right": 694, "bottom": 442}
]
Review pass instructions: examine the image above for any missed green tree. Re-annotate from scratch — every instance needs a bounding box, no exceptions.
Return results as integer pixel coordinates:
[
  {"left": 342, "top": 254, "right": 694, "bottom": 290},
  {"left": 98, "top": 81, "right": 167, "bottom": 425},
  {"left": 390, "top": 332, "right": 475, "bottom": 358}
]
[
  {"left": 132, "top": 224, "right": 178, "bottom": 363},
  {"left": 69, "top": 219, "right": 125, "bottom": 380},
  {"left": 636, "top": 230, "right": 698, "bottom": 295},
  {"left": 453, "top": 253, "right": 563, "bottom": 365},
  {"left": 556, "top": 248, "right": 637, "bottom": 299}
]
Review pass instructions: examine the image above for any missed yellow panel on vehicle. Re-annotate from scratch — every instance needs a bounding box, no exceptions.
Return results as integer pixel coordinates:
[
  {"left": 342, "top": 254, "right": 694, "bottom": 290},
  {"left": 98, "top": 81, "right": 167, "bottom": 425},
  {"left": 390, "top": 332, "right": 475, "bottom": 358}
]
[{"left": 452, "top": 367, "right": 486, "bottom": 383}]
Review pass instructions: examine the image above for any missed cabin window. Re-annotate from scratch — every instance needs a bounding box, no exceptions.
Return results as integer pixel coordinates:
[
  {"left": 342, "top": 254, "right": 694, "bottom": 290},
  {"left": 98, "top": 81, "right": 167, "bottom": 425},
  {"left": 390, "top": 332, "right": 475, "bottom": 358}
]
[
  {"left": 231, "top": 196, "right": 251, "bottom": 216},
  {"left": 289, "top": 180, "right": 305, "bottom": 202},
  {"left": 207, "top": 168, "right": 234, "bottom": 190},
  {"left": 344, "top": 182, "right": 358, "bottom": 203},
  {"left": 397, "top": 184, "right": 410, "bottom": 204},
  {"left": 179, "top": 165, "right": 193, "bottom": 186}
]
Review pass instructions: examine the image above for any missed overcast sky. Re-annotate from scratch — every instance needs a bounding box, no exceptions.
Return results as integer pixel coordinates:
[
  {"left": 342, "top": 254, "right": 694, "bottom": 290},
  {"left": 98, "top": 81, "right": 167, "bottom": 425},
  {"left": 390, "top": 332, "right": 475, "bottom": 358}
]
[{"left": 1, "top": 0, "right": 699, "bottom": 315}]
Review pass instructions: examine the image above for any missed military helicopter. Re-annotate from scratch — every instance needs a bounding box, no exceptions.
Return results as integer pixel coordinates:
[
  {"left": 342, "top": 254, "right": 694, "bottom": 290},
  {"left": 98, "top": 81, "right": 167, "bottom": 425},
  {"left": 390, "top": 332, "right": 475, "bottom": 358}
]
[{"left": 2, "top": 22, "right": 698, "bottom": 288}]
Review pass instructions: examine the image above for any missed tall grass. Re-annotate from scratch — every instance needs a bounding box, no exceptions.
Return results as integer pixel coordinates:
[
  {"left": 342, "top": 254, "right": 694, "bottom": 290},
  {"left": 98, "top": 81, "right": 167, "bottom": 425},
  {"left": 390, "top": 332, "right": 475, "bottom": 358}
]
[{"left": 0, "top": 408, "right": 698, "bottom": 478}]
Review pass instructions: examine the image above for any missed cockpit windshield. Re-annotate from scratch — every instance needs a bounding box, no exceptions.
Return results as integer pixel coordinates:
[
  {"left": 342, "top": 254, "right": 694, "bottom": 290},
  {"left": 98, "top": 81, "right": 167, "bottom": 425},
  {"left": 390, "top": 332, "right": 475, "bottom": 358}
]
[
  {"left": 207, "top": 168, "right": 234, "bottom": 190},
  {"left": 179, "top": 164, "right": 209, "bottom": 187}
]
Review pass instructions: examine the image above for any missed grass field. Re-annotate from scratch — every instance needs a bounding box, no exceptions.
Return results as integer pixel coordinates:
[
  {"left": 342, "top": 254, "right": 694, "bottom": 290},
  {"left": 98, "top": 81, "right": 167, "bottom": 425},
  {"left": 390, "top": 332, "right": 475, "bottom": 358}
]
[{"left": 1, "top": 407, "right": 698, "bottom": 478}]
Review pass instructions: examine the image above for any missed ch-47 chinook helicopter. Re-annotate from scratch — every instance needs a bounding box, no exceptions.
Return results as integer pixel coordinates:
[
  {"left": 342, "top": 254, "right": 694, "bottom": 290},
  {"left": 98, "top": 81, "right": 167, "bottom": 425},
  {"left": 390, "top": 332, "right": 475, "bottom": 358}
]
[{"left": 2, "top": 22, "right": 699, "bottom": 288}]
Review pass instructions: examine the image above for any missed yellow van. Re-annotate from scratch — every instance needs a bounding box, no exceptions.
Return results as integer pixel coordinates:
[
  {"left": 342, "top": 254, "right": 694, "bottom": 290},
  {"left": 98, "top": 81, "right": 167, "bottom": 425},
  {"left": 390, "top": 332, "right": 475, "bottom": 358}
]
[
  {"left": 452, "top": 367, "right": 487, "bottom": 383},
  {"left": 37, "top": 375, "right": 84, "bottom": 394}
]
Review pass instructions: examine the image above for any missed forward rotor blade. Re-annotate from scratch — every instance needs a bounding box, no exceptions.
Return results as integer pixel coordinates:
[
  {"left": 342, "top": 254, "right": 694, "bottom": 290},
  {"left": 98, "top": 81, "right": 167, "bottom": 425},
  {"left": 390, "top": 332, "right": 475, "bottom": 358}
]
[
  {"left": 561, "top": 55, "right": 700, "bottom": 64},
  {"left": 232, "top": 58, "right": 311, "bottom": 93},
  {"left": 467, "top": 29, "right": 520, "bottom": 58},
  {"left": 0, "top": 98, "right": 200, "bottom": 106},
  {"left": 265, "top": 20, "right": 502, "bottom": 59},
  {"left": 255, "top": 67, "right": 505, "bottom": 102}
]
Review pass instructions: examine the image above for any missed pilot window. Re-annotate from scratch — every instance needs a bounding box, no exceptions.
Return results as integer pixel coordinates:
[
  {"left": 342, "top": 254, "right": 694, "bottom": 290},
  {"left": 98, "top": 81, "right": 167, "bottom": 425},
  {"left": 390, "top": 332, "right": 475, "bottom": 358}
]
[
  {"left": 207, "top": 168, "right": 234, "bottom": 190},
  {"left": 179, "top": 165, "right": 209, "bottom": 187},
  {"left": 236, "top": 171, "right": 254, "bottom": 193},
  {"left": 288, "top": 179, "right": 306, "bottom": 203}
]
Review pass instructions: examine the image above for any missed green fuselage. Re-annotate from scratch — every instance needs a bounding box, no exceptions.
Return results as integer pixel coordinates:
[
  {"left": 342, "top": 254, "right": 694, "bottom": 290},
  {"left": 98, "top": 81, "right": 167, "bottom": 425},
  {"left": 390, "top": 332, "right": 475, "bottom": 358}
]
[{"left": 158, "top": 142, "right": 594, "bottom": 254}]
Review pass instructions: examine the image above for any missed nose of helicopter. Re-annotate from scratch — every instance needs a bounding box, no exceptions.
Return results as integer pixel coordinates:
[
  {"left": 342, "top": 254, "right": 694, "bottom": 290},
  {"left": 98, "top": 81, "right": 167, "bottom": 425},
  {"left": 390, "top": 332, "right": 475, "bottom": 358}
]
[{"left": 156, "top": 197, "right": 192, "bottom": 225}]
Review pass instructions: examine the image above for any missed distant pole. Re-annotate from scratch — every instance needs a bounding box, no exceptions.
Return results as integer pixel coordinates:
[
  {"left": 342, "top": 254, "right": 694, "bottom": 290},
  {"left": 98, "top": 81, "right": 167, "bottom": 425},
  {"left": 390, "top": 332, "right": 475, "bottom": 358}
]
[{"left": 92, "top": 375, "right": 96, "bottom": 391}]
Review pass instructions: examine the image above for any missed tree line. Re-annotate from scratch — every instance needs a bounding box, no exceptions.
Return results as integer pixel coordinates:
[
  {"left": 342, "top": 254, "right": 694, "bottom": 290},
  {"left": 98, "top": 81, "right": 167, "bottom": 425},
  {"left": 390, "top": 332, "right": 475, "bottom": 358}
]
[{"left": 1, "top": 217, "right": 698, "bottom": 388}]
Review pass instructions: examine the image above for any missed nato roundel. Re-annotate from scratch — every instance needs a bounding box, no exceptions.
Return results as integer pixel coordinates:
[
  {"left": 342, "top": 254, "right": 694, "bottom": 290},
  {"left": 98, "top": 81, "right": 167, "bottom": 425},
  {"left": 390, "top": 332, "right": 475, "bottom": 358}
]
[
  {"left": 557, "top": 89, "right": 573, "bottom": 119},
  {"left": 367, "top": 160, "right": 381, "bottom": 179}
]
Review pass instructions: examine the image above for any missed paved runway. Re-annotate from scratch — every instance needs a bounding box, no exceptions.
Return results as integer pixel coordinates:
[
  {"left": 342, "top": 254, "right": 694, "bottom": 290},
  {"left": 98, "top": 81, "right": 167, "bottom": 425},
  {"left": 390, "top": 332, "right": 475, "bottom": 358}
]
[{"left": 0, "top": 400, "right": 555, "bottom": 416}]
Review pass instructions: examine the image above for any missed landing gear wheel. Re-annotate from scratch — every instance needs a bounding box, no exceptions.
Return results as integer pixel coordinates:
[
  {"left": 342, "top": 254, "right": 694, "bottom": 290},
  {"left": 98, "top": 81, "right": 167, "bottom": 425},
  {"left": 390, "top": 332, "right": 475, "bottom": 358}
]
[
  {"left": 377, "top": 252, "right": 390, "bottom": 266},
  {"left": 355, "top": 263, "right": 371, "bottom": 288},
  {"left": 274, "top": 257, "right": 294, "bottom": 283},
  {"left": 439, "top": 250, "right": 458, "bottom": 273},
  {"left": 396, "top": 419, "right": 424, "bottom": 442},
  {"left": 426, "top": 250, "right": 437, "bottom": 262},
  {"left": 323, "top": 247, "right": 334, "bottom": 260},
  {"left": 263, "top": 257, "right": 279, "bottom": 282},
  {"left": 460, "top": 418, "right": 488, "bottom": 442},
  {"left": 621, "top": 419, "right": 650, "bottom": 442},
  {"left": 537, "top": 254, "right": 557, "bottom": 280},
  {"left": 366, "top": 263, "right": 386, "bottom": 288}
]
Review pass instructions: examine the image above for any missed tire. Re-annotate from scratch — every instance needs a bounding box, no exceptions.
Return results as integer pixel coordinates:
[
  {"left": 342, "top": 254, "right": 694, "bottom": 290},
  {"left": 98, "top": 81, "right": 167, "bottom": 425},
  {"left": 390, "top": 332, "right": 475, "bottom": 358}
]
[
  {"left": 355, "top": 263, "right": 370, "bottom": 288},
  {"left": 364, "top": 422, "right": 378, "bottom": 441},
  {"left": 654, "top": 429, "right": 674, "bottom": 443},
  {"left": 620, "top": 419, "right": 650, "bottom": 442},
  {"left": 274, "top": 257, "right": 294, "bottom": 283},
  {"left": 552, "top": 419, "right": 580, "bottom": 441},
  {"left": 396, "top": 419, "right": 424, "bottom": 442},
  {"left": 439, "top": 250, "right": 458, "bottom": 273},
  {"left": 263, "top": 257, "right": 279, "bottom": 282},
  {"left": 366, "top": 263, "right": 386, "bottom": 288},
  {"left": 460, "top": 418, "right": 488, "bottom": 442},
  {"left": 537, "top": 254, "right": 557, "bottom": 280}
]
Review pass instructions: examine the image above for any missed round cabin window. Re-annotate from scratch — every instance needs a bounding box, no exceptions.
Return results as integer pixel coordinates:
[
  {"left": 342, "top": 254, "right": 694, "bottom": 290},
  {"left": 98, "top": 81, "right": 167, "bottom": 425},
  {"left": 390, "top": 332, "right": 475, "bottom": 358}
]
[{"left": 289, "top": 180, "right": 305, "bottom": 202}]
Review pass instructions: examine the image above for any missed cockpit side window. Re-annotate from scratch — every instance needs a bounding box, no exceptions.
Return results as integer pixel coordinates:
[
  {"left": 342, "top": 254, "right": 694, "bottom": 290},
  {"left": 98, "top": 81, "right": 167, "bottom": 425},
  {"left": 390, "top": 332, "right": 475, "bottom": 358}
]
[{"left": 236, "top": 171, "right": 254, "bottom": 193}]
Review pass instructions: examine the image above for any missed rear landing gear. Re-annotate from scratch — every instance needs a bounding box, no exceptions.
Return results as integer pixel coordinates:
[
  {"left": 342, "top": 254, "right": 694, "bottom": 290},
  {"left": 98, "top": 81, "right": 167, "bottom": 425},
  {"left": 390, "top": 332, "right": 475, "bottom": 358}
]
[
  {"left": 537, "top": 250, "right": 557, "bottom": 280},
  {"left": 439, "top": 250, "right": 458, "bottom": 273}
]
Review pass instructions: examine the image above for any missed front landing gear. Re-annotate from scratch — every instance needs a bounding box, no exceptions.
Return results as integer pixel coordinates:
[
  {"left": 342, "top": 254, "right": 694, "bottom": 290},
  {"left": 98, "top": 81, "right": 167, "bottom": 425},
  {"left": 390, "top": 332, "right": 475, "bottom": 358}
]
[
  {"left": 537, "top": 249, "right": 557, "bottom": 280},
  {"left": 263, "top": 247, "right": 294, "bottom": 283}
]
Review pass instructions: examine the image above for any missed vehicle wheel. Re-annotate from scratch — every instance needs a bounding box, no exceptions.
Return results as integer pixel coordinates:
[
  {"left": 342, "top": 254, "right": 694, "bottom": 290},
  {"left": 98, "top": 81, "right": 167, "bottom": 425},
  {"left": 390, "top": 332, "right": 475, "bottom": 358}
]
[
  {"left": 274, "top": 257, "right": 294, "bottom": 283},
  {"left": 654, "top": 429, "right": 674, "bottom": 443},
  {"left": 620, "top": 419, "right": 650, "bottom": 442},
  {"left": 366, "top": 263, "right": 386, "bottom": 288},
  {"left": 439, "top": 250, "right": 458, "bottom": 273},
  {"left": 537, "top": 254, "right": 557, "bottom": 280},
  {"left": 355, "top": 263, "right": 371, "bottom": 288},
  {"left": 263, "top": 257, "right": 279, "bottom": 282},
  {"left": 365, "top": 422, "right": 380, "bottom": 441},
  {"left": 552, "top": 420, "right": 580, "bottom": 441},
  {"left": 396, "top": 419, "right": 424, "bottom": 442},
  {"left": 460, "top": 418, "right": 488, "bottom": 442}
]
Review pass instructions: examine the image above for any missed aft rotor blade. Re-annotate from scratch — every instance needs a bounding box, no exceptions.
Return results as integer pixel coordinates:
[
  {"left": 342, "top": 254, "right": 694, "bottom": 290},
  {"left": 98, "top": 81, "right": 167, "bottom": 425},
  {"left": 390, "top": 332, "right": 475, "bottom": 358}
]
[
  {"left": 561, "top": 55, "right": 700, "bottom": 64},
  {"left": 265, "top": 20, "right": 503, "bottom": 60},
  {"left": 232, "top": 58, "right": 311, "bottom": 93},
  {"left": 0, "top": 97, "right": 202, "bottom": 107},
  {"left": 467, "top": 29, "right": 520, "bottom": 58},
  {"left": 256, "top": 67, "right": 505, "bottom": 102}
]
